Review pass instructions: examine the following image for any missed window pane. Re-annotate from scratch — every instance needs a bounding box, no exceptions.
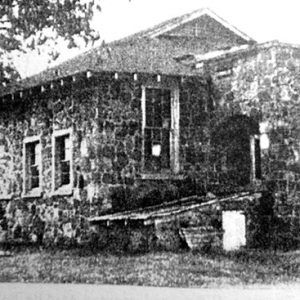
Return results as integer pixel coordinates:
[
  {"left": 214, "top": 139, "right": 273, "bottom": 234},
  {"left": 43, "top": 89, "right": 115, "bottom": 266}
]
[
  {"left": 61, "top": 161, "right": 70, "bottom": 185},
  {"left": 64, "top": 136, "right": 71, "bottom": 161},
  {"left": 54, "top": 133, "right": 72, "bottom": 188},
  {"left": 153, "top": 102, "right": 162, "bottom": 127},
  {"left": 31, "top": 176, "right": 39, "bottom": 189},
  {"left": 61, "top": 160, "right": 70, "bottom": 173},
  {"left": 162, "top": 90, "right": 171, "bottom": 119},
  {"left": 58, "top": 137, "right": 65, "bottom": 161},
  {"left": 34, "top": 143, "right": 40, "bottom": 166},
  {"left": 145, "top": 103, "right": 153, "bottom": 127},
  {"left": 255, "top": 138, "right": 262, "bottom": 179},
  {"left": 152, "top": 128, "right": 161, "bottom": 143},
  {"left": 144, "top": 128, "right": 152, "bottom": 159},
  {"left": 145, "top": 89, "right": 155, "bottom": 127},
  {"left": 25, "top": 141, "right": 40, "bottom": 191},
  {"left": 29, "top": 144, "right": 36, "bottom": 166},
  {"left": 31, "top": 165, "right": 39, "bottom": 188},
  {"left": 144, "top": 88, "right": 171, "bottom": 172},
  {"left": 61, "top": 173, "right": 70, "bottom": 186},
  {"left": 31, "top": 165, "right": 39, "bottom": 176},
  {"left": 161, "top": 129, "right": 170, "bottom": 168}
]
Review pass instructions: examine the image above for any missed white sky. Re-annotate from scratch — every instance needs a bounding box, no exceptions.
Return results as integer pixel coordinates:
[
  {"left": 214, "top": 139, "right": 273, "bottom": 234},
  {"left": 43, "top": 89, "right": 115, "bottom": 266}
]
[{"left": 16, "top": 0, "right": 300, "bottom": 78}]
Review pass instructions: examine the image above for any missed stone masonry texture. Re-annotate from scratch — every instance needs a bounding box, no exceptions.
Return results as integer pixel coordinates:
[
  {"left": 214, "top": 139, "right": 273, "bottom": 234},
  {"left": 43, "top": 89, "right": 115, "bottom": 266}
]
[
  {"left": 0, "top": 43, "right": 299, "bottom": 249},
  {"left": 206, "top": 44, "right": 300, "bottom": 204}
]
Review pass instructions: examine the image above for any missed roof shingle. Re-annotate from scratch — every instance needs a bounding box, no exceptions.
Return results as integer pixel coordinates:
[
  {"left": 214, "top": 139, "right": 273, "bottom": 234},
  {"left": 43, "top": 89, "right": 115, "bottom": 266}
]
[{"left": 0, "top": 8, "right": 255, "bottom": 97}]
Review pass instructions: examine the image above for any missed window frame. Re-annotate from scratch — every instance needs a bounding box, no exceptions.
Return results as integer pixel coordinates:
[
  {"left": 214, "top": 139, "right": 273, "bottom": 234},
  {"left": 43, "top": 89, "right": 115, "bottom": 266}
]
[
  {"left": 22, "top": 135, "right": 42, "bottom": 198},
  {"left": 141, "top": 82, "right": 180, "bottom": 179},
  {"left": 250, "top": 134, "right": 262, "bottom": 182},
  {"left": 51, "top": 128, "right": 73, "bottom": 196}
]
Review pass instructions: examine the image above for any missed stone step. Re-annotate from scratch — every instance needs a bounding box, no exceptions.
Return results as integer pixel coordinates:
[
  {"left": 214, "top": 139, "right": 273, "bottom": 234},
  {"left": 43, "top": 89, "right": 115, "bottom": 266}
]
[{"left": 180, "top": 226, "right": 222, "bottom": 250}]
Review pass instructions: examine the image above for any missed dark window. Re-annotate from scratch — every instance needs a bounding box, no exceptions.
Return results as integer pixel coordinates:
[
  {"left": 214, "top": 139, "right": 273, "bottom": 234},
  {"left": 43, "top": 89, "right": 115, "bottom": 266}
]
[
  {"left": 25, "top": 141, "right": 40, "bottom": 190},
  {"left": 255, "top": 137, "right": 262, "bottom": 180},
  {"left": 55, "top": 135, "right": 71, "bottom": 187},
  {"left": 144, "top": 88, "right": 171, "bottom": 172},
  {"left": 61, "top": 161, "right": 70, "bottom": 185},
  {"left": 31, "top": 165, "right": 39, "bottom": 189}
]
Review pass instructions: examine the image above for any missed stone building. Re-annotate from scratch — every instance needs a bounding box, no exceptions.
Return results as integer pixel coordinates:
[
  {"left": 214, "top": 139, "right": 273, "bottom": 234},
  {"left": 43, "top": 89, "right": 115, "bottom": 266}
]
[{"left": 0, "top": 8, "right": 299, "bottom": 250}]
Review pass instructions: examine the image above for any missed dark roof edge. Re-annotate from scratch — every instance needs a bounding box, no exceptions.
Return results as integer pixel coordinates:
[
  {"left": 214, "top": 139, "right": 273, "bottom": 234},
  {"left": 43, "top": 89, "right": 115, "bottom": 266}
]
[
  {"left": 194, "top": 40, "right": 300, "bottom": 64},
  {"left": 0, "top": 69, "right": 205, "bottom": 99}
]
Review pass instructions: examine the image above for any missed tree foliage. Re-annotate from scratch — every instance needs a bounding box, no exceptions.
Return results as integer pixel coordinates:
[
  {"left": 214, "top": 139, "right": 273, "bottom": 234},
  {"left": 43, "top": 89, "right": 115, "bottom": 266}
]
[{"left": 0, "top": 0, "right": 101, "bottom": 86}]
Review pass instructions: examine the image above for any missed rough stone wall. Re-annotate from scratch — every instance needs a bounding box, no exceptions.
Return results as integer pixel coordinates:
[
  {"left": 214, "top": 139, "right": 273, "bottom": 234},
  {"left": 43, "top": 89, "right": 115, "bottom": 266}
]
[
  {"left": 96, "top": 222, "right": 156, "bottom": 253},
  {"left": 178, "top": 75, "right": 258, "bottom": 193},
  {"left": 70, "top": 75, "right": 142, "bottom": 214},
  {"left": 179, "top": 77, "right": 211, "bottom": 186},
  {"left": 204, "top": 44, "right": 300, "bottom": 205},
  {"left": 174, "top": 44, "right": 300, "bottom": 200},
  {"left": 0, "top": 73, "right": 143, "bottom": 243},
  {"left": 1, "top": 44, "right": 299, "bottom": 247},
  {"left": 0, "top": 72, "right": 214, "bottom": 244}
]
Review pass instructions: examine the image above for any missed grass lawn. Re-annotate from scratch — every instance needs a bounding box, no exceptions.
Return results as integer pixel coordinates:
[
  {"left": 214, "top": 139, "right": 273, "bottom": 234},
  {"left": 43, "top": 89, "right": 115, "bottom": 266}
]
[{"left": 0, "top": 248, "right": 300, "bottom": 287}]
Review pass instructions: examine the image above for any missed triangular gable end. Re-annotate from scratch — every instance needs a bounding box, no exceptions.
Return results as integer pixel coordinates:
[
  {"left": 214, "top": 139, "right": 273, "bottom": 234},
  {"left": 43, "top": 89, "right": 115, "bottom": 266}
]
[{"left": 149, "top": 8, "right": 254, "bottom": 44}]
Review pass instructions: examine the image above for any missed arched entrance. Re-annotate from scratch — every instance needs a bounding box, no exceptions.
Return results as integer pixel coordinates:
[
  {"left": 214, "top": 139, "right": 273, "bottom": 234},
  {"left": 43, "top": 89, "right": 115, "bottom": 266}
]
[{"left": 211, "top": 115, "right": 261, "bottom": 186}]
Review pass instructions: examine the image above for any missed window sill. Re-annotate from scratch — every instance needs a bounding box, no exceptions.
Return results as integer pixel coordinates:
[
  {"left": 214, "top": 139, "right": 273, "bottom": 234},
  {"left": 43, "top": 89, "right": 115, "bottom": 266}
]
[
  {"left": 51, "top": 185, "right": 73, "bottom": 196},
  {"left": 0, "top": 194, "right": 13, "bottom": 201},
  {"left": 140, "top": 173, "right": 185, "bottom": 180},
  {"left": 22, "top": 189, "right": 42, "bottom": 199}
]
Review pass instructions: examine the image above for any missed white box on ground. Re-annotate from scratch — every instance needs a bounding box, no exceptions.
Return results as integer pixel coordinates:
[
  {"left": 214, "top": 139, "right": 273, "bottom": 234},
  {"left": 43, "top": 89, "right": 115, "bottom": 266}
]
[{"left": 222, "top": 210, "right": 246, "bottom": 251}]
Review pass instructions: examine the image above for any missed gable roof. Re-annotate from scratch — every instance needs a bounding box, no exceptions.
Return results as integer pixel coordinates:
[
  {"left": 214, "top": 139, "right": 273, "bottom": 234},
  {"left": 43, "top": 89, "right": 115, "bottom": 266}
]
[
  {"left": 119, "top": 8, "right": 254, "bottom": 43},
  {"left": 0, "top": 8, "right": 256, "bottom": 97}
]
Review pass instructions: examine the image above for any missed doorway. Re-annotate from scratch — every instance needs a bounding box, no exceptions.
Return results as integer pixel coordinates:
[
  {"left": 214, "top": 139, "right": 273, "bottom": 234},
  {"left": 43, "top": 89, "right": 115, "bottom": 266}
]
[{"left": 211, "top": 115, "right": 260, "bottom": 186}]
